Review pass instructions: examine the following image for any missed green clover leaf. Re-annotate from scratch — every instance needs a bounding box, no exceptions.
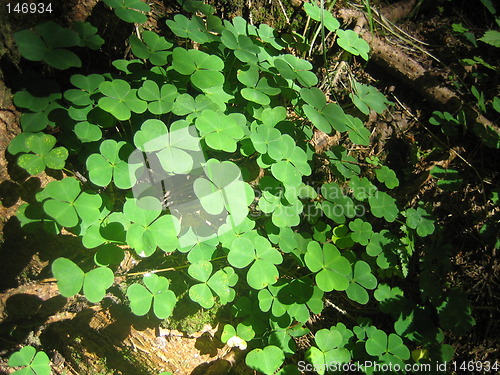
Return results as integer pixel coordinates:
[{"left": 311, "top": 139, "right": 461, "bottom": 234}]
[
  {"left": 348, "top": 175, "right": 376, "bottom": 201},
  {"left": 166, "top": 14, "right": 218, "bottom": 44},
  {"left": 270, "top": 141, "right": 312, "bottom": 188},
  {"left": 345, "top": 261, "right": 377, "bottom": 305},
  {"left": 274, "top": 54, "right": 318, "bottom": 87},
  {"left": 365, "top": 329, "right": 410, "bottom": 363},
  {"left": 326, "top": 146, "right": 361, "bottom": 179},
  {"left": 123, "top": 197, "right": 180, "bottom": 256},
  {"left": 103, "top": 0, "right": 151, "bottom": 24},
  {"left": 71, "top": 22, "right": 105, "bottom": 50},
  {"left": 405, "top": 207, "right": 435, "bottom": 237},
  {"left": 138, "top": 81, "right": 177, "bottom": 115},
  {"left": 303, "top": 2, "right": 340, "bottom": 32},
  {"left": 195, "top": 110, "right": 245, "bottom": 152},
  {"left": 321, "top": 182, "right": 357, "bottom": 224},
  {"left": 13, "top": 21, "right": 82, "bottom": 69},
  {"left": 74, "top": 121, "right": 102, "bottom": 143},
  {"left": 126, "top": 273, "right": 177, "bottom": 319},
  {"left": 336, "top": 29, "right": 370, "bottom": 60},
  {"left": 8, "top": 345, "right": 51, "bottom": 375},
  {"left": 331, "top": 224, "right": 354, "bottom": 249},
  {"left": 228, "top": 233, "right": 283, "bottom": 290},
  {"left": 188, "top": 261, "right": 238, "bottom": 308},
  {"left": 86, "top": 139, "right": 135, "bottom": 189},
  {"left": 368, "top": 191, "right": 398, "bottom": 222},
  {"left": 306, "top": 328, "right": 351, "bottom": 375},
  {"left": 376, "top": 165, "right": 399, "bottom": 189},
  {"left": 350, "top": 80, "right": 392, "bottom": 115},
  {"left": 42, "top": 178, "right": 102, "bottom": 227},
  {"left": 52, "top": 258, "right": 114, "bottom": 303},
  {"left": 305, "top": 241, "right": 351, "bottom": 292},
  {"left": 348, "top": 218, "right": 373, "bottom": 246},
  {"left": 64, "top": 73, "right": 104, "bottom": 106},
  {"left": 221, "top": 31, "right": 261, "bottom": 64},
  {"left": 17, "top": 133, "right": 68, "bottom": 175},
  {"left": 129, "top": 30, "right": 173, "bottom": 65},
  {"left": 172, "top": 47, "right": 224, "bottom": 91},
  {"left": 98, "top": 79, "right": 147, "bottom": 120},
  {"left": 134, "top": 119, "right": 200, "bottom": 174},
  {"left": 245, "top": 346, "right": 284, "bottom": 375},
  {"left": 366, "top": 230, "right": 398, "bottom": 269}
]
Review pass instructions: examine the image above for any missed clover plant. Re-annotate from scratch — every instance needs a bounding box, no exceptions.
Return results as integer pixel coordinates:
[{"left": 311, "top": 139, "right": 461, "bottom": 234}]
[{"left": 8, "top": 0, "right": 475, "bottom": 373}]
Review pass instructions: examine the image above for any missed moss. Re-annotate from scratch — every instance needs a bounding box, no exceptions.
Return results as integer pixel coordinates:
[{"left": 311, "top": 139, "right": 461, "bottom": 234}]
[{"left": 166, "top": 295, "right": 226, "bottom": 336}]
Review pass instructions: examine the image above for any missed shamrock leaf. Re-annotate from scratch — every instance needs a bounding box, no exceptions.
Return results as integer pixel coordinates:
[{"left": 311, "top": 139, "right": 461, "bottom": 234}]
[
  {"left": 274, "top": 54, "right": 318, "bottom": 87},
  {"left": 366, "top": 230, "right": 398, "bottom": 269},
  {"left": 13, "top": 21, "right": 82, "bottom": 69},
  {"left": 71, "top": 22, "right": 105, "bottom": 50},
  {"left": 345, "top": 261, "right": 377, "bottom": 305},
  {"left": 321, "top": 182, "right": 357, "bottom": 224},
  {"left": 221, "top": 323, "right": 254, "bottom": 347},
  {"left": 134, "top": 119, "right": 201, "bottom": 174},
  {"left": 376, "top": 165, "right": 399, "bottom": 189},
  {"left": 305, "top": 328, "right": 351, "bottom": 375},
  {"left": 64, "top": 73, "right": 105, "bottom": 106},
  {"left": 238, "top": 66, "right": 281, "bottom": 105},
  {"left": 257, "top": 23, "right": 285, "bottom": 50},
  {"left": 74, "top": 121, "right": 102, "bottom": 143},
  {"left": 8, "top": 346, "right": 51, "bottom": 375},
  {"left": 221, "top": 31, "right": 261, "bottom": 64},
  {"left": 270, "top": 138, "right": 312, "bottom": 188},
  {"left": 188, "top": 261, "right": 238, "bottom": 308},
  {"left": 348, "top": 175, "right": 376, "bottom": 201},
  {"left": 123, "top": 197, "right": 180, "bottom": 256},
  {"left": 365, "top": 329, "right": 410, "bottom": 364},
  {"left": 52, "top": 258, "right": 114, "bottom": 303},
  {"left": 166, "top": 14, "right": 218, "bottom": 44},
  {"left": 350, "top": 80, "right": 392, "bottom": 115},
  {"left": 331, "top": 224, "right": 354, "bottom": 249},
  {"left": 98, "top": 79, "right": 147, "bottom": 120},
  {"left": 246, "top": 346, "right": 284, "bottom": 375},
  {"left": 305, "top": 241, "right": 351, "bottom": 292},
  {"left": 336, "top": 29, "right": 370, "bottom": 60},
  {"left": 172, "top": 93, "right": 219, "bottom": 117},
  {"left": 259, "top": 188, "right": 303, "bottom": 228},
  {"left": 129, "top": 30, "right": 173, "bottom": 65},
  {"left": 195, "top": 110, "right": 245, "bottom": 152},
  {"left": 103, "top": 0, "right": 151, "bottom": 24},
  {"left": 303, "top": 2, "right": 340, "bottom": 32},
  {"left": 172, "top": 47, "right": 224, "bottom": 91},
  {"left": 138, "top": 81, "right": 177, "bottom": 115},
  {"left": 126, "top": 273, "right": 177, "bottom": 319},
  {"left": 368, "top": 191, "right": 398, "bottom": 222},
  {"left": 42, "top": 177, "right": 102, "bottom": 227},
  {"left": 227, "top": 233, "right": 283, "bottom": 290},
  {"left": 348, "top": 218, "right": 373, "bottom": 246},
  {"left": 301, "top": 88, "right": 370, "bottom": 144},
  {"left": 86, "top": 139, "right": 135, "bottom": 189},
  {"left": 326, "top": 146, "right": 361, "bottom": 179},
  {"left": 405, "top": 207, "right": 435, "bottom": 237},
  {"left": 17, "top": 133, "right": 68, "bottom": 175}
]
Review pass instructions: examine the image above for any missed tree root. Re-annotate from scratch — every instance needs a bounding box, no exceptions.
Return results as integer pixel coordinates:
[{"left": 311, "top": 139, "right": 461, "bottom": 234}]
[{"left": 336, "top": 0, "right": 499, "bottom": 134}]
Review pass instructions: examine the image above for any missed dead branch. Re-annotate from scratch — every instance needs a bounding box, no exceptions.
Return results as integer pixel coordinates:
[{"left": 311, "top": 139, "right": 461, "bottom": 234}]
[{"left": 335, "top": 0, "right": 499, "bottom": 134}]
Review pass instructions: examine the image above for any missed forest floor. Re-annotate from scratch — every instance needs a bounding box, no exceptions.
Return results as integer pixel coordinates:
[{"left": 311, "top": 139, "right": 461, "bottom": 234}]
[{"left": 0, "top": 0, "right": 499, "bottom": 374}]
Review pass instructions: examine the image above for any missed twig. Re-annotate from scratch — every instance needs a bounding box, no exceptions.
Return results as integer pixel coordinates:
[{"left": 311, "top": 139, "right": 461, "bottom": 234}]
[{"left": 276, "top": 0, "right": 290, "bottom": 25}]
